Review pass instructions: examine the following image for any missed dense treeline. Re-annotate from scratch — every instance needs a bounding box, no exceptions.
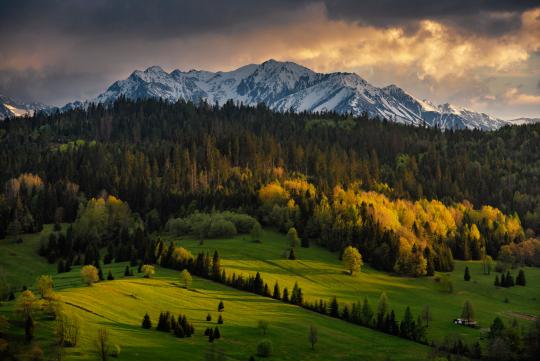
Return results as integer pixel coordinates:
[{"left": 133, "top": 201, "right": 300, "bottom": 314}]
[{"left": 0, "top": 99, "right": 539, "bottom": 270}]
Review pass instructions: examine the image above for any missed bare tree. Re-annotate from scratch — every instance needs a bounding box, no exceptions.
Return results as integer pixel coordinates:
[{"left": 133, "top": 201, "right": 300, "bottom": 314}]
[
  {"left": 96, "top": 328, "right": 110, "bottom": 361},
  {"left": 308, "top": 324, "right": 318, "bottom": 350}
]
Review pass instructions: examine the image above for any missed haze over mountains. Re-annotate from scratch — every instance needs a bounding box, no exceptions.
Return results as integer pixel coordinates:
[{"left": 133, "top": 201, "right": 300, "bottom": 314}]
[{"left": 2, "top": 60, "right": 538, "bottom": 130}]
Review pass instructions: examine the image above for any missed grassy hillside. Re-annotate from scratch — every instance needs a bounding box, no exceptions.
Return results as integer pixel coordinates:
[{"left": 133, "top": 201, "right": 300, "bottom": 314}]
[
  {"left": 166, "top": 229, "right": 540, "bottom": 343},
  {"left": 1, "top": 227, "right": 432, "bottom": 361}
]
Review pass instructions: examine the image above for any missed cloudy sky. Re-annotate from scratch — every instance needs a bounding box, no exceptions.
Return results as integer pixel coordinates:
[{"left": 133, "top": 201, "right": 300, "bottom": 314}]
[{"left": 1, "top": 0, "right": 539, "bottom": 119}]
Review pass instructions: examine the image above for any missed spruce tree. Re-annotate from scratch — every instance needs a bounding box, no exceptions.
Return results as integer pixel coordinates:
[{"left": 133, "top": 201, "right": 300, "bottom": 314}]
[
  {"left": 464, "top": 266, "right": 471, "bottom": 281},
  {"left": 206, "top": 313, "right": 212, "bottom": 322},
  {"left": 213, "top": 326, "right": 221, "bottom": 339},
  {"left": 107, "top": 270, "right": 114, "bottom": 280},
  {"left": 342, "top": 304, "right": 350, "bottom": 321},
  {"left": 97, "top": 266, "right": 104, "bottom": 281},
  {"left": 282, "top": 287, "right": 289, "bottom": 303},
  {"left": 330, "top": 296, "right": 339, "bottom": 318},
  {"left": 174, "top": 324, "right": 185, "bottom": 338},
  {"left": 506, "top": 271, "right": 514, "bottom": 287},
  {"left": 400, "top": 306, "right": 414, "bottom": 339},
  {"left": 494, "top": 275, "right": 500, "bottom": 286},
  {"left": 142, "top": 313, "right": 152, "bottom": 329},
  {"left": 516, "top": 269, "right": 526, "bottom": 286},
  {"left": 218, "top": 301, "right": 224, "bottom": 312},
  {"left": 272, "top": 282, "right": 281, "bottom": 299},
  {"left": 218, "top": 314, "right": 223, "bottom": 324}
]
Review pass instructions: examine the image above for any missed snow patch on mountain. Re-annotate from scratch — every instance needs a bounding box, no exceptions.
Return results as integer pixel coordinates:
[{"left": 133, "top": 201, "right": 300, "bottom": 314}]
[
  {"left": 0, "top": 95, "right": 48, "bottom": 120},
  {"left": 63, "top": 60, "right": 521, "bottom": 131}
]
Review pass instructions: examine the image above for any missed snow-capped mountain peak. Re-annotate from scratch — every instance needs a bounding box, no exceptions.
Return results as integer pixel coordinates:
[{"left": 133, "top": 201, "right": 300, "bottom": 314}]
[{"left": 62, "top": 60, "right": 520, "bottom": 130}]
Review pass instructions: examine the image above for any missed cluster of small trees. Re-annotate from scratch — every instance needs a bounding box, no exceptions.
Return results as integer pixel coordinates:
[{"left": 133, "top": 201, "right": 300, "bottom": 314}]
[
  {"left": 204, "top": 327, "right": 221, "bottom": 342},
  {"left": 304, "top": 293, "right": 427, "bottom": 343},
  {"left": 494, "top": 270, "right": 526, "bottom": 288},
  {"left": 485, "top": 316, "right": 539, "bottom": 361},
  {"left": 145, "top": 312, "right": 195, "bottom": 338},
  {"left": 166, "top": 211, "right": 260, "bottom": 239}
]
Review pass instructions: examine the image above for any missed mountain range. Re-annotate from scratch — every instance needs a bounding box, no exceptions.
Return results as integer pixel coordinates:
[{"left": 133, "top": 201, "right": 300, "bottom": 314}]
[{"left": 2, "top": 59, "right": 539, "bottom": 130}]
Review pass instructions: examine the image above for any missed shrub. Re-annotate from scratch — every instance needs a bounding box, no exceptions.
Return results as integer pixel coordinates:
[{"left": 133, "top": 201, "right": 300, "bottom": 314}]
[
  {"left": 257, "top": 339, "right": 273, "bottom": 357},
  {"left": 110, "top": 344, "right": 121, "bottom": 358},
  {"left": 208, "top": 218, "right": 237, "bottom": 238}
]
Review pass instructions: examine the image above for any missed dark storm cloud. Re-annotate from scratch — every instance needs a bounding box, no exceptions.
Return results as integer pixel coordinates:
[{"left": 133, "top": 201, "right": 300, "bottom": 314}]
[
  {"left": 0, "top": 0, "right": 312, "bottom": 40},
  {"left": 323, "top": 0, "right": 539, "bottom": 36},
  {"left": 0, "top": 68, "right": 110, "bottom": 106},
  {"left": 1, "top": 0, "right": 536, "bottom": 40}
]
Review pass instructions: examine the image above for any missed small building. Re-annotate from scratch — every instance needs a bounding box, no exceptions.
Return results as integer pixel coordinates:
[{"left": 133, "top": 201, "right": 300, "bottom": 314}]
[{"left": 453, "top": 318, "right": 478, "bottom": 327}]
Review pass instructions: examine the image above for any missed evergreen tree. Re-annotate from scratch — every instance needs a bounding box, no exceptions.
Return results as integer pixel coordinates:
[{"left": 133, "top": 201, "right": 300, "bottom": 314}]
[
  {"left": 218, "top": 314, "right": 223, "bottom": 324},
  {"left": 218, "top": 301, "right": 224, "bottom": 312},
  {"left": 206, "top": 313, "right": 212, "bottom": 322},
  {"left": 330, "top": 296, "right": 339, "bottom": 318},
  {"left": 124, "top": 266, "right": 130, "bottom": 277},
  {"left": 388, "top": 310, "right": 399, "bottom": 335},
  {"left": 212, "top": 251, "right": 221, "bottom": 280},
  {"left": 516, "top": 269, "right": 526, "bottom": 286},
  {"left": 282, "top": 287, "right": 289, "bottom": 303},
  {"left": 97, "top": 266, "right": 104, "bottom": 281},
  {"left": 494, "top": 275, "right": 500, "bottom": 286},
  {"left": 342, "top": 304, "right": 350, "bottom": 321},
  {"left": 142, "top": 313, "right": 152, "bottom": 329},
  {"left": 376, "top": 292, "right": 389, "bottom": 330},
  {"left": 174, "top": 324, "right": 185, "bottom": 338},
  {"left": 361, "top": 298, "right": 374, "bottom": 326},
  {"left": 400, "top": 306, "right": 415, "bottom": 339},
  {"left": 107, "top": 270, "right": 114, "bottom": 280},
  {"left": 506, "top": 271, "right": 514, "bottom": 287},
  {"left": 213, "top": 326, "right": 221, "bottom": 339},
  {"left": 272, "top": 282, "right": 281, "bottom": 300},
  {"left": 464, "top": 266, "right": 471, "bottom": 281}
]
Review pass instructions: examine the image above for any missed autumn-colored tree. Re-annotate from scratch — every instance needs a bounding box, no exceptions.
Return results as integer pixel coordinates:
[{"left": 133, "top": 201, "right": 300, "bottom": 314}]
[
  {"left": 81, "top": 265, "right": 99, "bottom": 286},
  {"left": 342, "top": 246, "right": 363, "bottom": 275},
  {"left": 141, "top": 265, "right": 155, "bottom": 278},
  {"left": 181, "top": 269, "right": 192, "bottom": 288},
  {"left": 36, "top": 275, "right": 54, "bottom": 299}
]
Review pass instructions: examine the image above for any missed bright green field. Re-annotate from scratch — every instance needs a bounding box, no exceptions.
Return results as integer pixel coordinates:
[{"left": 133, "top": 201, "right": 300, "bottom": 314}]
[
  {"left": 166, "top": 230, "right": 540, "bottom": 344},
  {"left": 1, "top": 226, "right": 432, "bottom": 361}
]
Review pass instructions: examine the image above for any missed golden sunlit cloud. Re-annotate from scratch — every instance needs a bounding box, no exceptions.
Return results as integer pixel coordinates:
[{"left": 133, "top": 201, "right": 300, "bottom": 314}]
[{"left": 504, "top": 87, "right": 540, "bottom": 105}]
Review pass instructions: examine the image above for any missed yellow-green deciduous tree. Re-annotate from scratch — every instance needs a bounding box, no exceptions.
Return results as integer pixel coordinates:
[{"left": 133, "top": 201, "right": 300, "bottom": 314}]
[
  {"left": 36, "top": 275, "right": 54, "bottom": 299},
  {"left": 342, "top": 246, "right": 363, "bottom": 275},
  {"left": 180, "top": 269, "right": 192, "bottom": 288},
  {"left": 142, "top": 265, "right": 155, "bottom": 278},
  {"left": 81, "top": 265, "right": 99, "bottom": 286}
]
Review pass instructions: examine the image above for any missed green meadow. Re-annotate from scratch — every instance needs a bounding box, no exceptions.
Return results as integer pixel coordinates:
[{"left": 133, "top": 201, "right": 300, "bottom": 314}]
[
  {"left": 1, "top": 226, "right": 432, "bottom": 361},
  {"left": 167, "top": 229, "right": 540, "bottom": 343}
]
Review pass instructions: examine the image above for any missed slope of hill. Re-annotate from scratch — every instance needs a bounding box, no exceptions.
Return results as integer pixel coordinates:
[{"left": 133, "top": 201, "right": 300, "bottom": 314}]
[
  {"left": 169, "top": 231, "right": 540, "bottom": 343},
  {"left": 62, "top": 60, "right": 510, "bottom": 131},
  {"left": 0, "top": 226, "right": 432, "bottom": 361}
]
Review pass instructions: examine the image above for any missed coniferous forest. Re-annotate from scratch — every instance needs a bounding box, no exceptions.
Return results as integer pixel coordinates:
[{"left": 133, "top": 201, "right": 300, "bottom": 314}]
[{"left": 1, "top": 99, "right": 539, "bottom": 361}]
